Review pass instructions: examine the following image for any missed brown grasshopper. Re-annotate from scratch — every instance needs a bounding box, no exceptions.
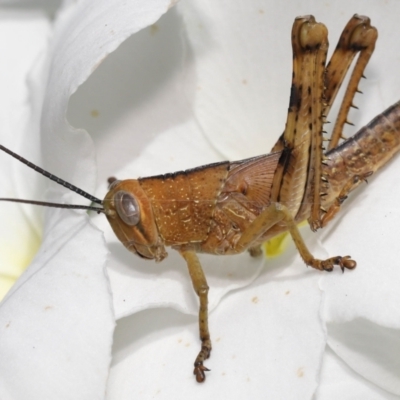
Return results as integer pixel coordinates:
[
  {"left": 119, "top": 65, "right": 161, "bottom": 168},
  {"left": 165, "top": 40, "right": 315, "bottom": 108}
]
[{"left": 1, "top": 14, "right": 400, "bottom": 383}]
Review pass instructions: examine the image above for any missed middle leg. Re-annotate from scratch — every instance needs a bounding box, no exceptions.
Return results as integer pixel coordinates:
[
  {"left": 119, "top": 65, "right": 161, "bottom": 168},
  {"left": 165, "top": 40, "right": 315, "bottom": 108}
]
[{"left": 235, "top": 202, "right": 356, "bottom": 272}]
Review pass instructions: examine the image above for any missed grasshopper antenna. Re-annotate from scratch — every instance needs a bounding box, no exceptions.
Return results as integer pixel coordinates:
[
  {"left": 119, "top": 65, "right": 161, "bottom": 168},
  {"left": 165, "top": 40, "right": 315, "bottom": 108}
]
[
  {"left": 0, "top": 144, "right": 104, "bottom": 213},
  {"left": 0, "top": 198, "right": 104, "bottom": 212}
]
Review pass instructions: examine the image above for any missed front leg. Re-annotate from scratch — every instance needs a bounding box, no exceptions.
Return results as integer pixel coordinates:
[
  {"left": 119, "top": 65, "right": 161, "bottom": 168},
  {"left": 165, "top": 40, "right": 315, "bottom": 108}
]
[
  {"left": 178, "top": 247, "right": 212, "bottom": 383},
  {"left": 236, "top": 203, "right": 356, "bottom": 272}
]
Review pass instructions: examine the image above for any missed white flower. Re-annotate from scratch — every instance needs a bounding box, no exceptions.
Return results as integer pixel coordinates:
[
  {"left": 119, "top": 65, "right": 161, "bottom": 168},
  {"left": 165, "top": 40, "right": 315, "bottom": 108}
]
[{"left": 0, "top": 1, "right": 399, "bottom": 399}]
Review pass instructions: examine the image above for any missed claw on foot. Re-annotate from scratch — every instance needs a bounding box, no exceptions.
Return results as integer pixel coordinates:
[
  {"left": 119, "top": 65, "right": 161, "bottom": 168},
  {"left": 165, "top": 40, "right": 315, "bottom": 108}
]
[
  {"left": 339, "top": 256, "right": 357, "bottom": 272},
  {"left": 321, "top": 255, "right": 357, "bottom": 272},
  {"left": 248, "top": 245, "right": 262, "bottom": 257},
  {"left": 194, "top": 363, "right": 210, "bottom": 383}
]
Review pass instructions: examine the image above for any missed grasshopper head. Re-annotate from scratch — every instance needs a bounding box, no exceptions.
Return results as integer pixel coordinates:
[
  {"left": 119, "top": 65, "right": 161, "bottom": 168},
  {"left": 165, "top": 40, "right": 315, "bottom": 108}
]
[{"left": 103, "top": 179, "right": 167, "bottom": 262}]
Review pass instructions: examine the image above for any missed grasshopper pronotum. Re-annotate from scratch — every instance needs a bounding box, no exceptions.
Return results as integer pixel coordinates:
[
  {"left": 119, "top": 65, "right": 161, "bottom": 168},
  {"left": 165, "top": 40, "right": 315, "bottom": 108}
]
[{"left": 1, "top": 14, "right": 400, "bottom": 382}]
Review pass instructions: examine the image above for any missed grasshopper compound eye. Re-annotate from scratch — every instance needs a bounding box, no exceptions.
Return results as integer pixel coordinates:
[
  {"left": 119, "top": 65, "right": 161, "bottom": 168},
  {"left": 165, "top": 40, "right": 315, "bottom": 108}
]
[{"left": 114, "top": 191, "right": 140, "bottom": 226}]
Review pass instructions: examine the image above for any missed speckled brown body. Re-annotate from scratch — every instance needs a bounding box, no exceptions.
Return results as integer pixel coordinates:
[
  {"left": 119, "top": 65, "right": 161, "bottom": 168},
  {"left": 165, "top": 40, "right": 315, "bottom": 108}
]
[
  {"left": 104, "top": 100, "right": 400, "bottom": 257},
  {"left": 139, "top": 161, "right": 231, "bottom": 245},
  {"left": 104, "top": 153, "right": 282, "bottom": 257}
]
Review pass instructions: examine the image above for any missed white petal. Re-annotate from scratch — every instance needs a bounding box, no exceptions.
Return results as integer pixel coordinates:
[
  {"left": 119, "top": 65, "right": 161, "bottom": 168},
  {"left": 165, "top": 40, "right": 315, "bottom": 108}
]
[
  {"left": 316, "top": 348, "right": 399, "bottom": 400},
  {"left": 42, "top": 0, "right": 177, "bottom": 201},
  {"left": 320, "top": 155, "right": 400, "bottom": 395},
  {"left": 319, "top": 14, "right": 400, "bottom": 386},
  {"left": 0, "top": 209, "right": 113, "bottom": 400},
  {"left": 321, "top": 155, "right": 400, "bottom": 327},
  {"left": 1, "top": 0, "right": 179, "bottom": 398},
  {"left": 67, "top": 5, "right": 205, "bottom": 185},
  {"left": 0, "top": 12, "right": 50, "bottom": 298}
]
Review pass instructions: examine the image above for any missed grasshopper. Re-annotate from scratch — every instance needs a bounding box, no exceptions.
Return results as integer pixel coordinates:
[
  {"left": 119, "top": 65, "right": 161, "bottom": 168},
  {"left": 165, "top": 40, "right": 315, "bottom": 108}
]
[{"left": 1, "top": 14, "right": 400, "bottom": 383}]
